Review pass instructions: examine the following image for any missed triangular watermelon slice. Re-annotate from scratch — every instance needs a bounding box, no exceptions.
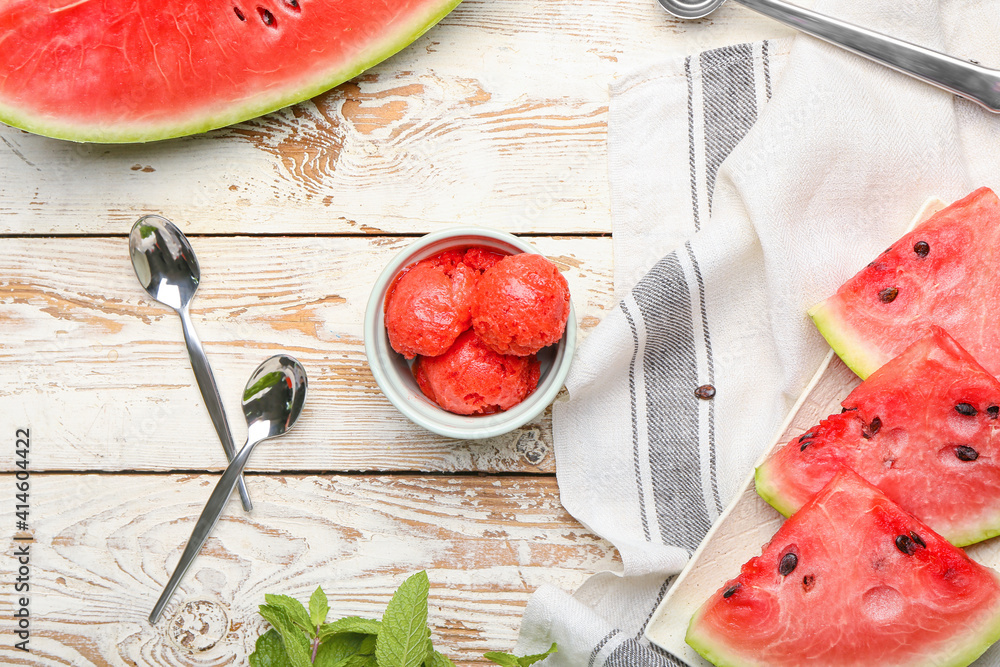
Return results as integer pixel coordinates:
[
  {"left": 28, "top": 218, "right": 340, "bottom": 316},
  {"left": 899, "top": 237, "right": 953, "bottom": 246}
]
[
  {"left": 687, "top": 469, "right": 1000, "bottom": 667},
  {"left": 756, "top": 327, "right": 1000, "bottom": 547},
  {"left": 0, "top": 0, "right": 462, "bottom": 142},
  {"left": 810, "top": 187, "right": 1000, "bottom": 380}
]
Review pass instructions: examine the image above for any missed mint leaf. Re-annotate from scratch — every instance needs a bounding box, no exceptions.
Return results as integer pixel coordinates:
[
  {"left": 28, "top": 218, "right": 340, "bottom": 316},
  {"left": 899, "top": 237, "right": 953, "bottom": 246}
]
[
  {"left": 310, "top": 586, "right": 330, "bottom": 628},
  {"left": 319, "top": 617, "right": 382, "bottom": 640},
  {"left": 258, "top": 604, "right": 314, "bottom": 667},
  {"left": 249, "top": 629, "right": 292, "bottom": 667},
  {"left": 482, "top": 654, "right": 519, "bottom": 667},
  {"left": 315, "top": 632, "right": 372, "bottom": 666},
  {"left": 484, "top": 642, "right": 558, "bottom": 667},
  {"left": 425, "top": 650, "right": 457, "bottom": 667},
  {"left": 266, "top": 593, "right": 315, "bottom": 637},
  {"left": 332, "top": 656, "right": 378, "bottom": 667},
  {"left": 375, "top": 571, "right": 431, "bottom": 667}
]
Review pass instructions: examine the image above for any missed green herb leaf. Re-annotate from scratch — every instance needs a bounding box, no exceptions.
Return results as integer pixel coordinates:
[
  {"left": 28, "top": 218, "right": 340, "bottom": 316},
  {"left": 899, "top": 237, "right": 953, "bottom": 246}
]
[
  {"left": 375, "top": 571, "right": 431, "bottom": 667},
  {"left": 314, "top": 632, "right": 362, "bottom": 667},
  {"left": 266, "top": 593, "right": 315, "bottom": 637},
  {"left": 484, "top": 642, "right": 558, "bottom": 667},
  {"left": 482, "top": 654, "right": 519, "bottom": 667},
  {"left": 258, "top": 604, "right": 314, "bottom": 667},
  {"left": 331, "top": 655, "right": 378, "bottom": 667},
  {"left": 310, "top": 586, "right": 330, "bottom": 628},
  {"left": 424, "top": 650, "right": 457, "bottom": 667},
  {"left": 249, "top": 629, "right": 293, "bottom": 667},
  {"left": 319, "top": 616, "right": 382, "bottom": 640}
]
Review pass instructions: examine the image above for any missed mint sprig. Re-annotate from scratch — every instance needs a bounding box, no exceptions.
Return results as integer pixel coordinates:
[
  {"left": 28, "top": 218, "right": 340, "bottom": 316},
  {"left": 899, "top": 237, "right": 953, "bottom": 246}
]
[{"left": 249, "top": 572, "right": 557, "bottom": 667}]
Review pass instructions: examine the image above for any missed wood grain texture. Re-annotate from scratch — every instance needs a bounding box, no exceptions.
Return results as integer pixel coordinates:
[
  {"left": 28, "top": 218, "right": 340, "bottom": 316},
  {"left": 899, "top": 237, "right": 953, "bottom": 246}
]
[
  {"left": 0, "top": 1, "right": 789, "bottom": 235},
  {"left": 0, "top": 235, "right": 612, "bottom": 473},
  {"left": 0, "top": 473, "right": 617, "bottom": 666}
]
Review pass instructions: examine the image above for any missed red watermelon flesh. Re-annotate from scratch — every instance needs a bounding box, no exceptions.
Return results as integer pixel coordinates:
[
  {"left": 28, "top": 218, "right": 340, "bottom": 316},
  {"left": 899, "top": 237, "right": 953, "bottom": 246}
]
[
  {"left": 687, "top": 469, "right": 1000, "bottom": 667},
  {"left": 810, "top": 187, "right": 1000, "bottom": 380},
  {"left": 756, "top": 327, "right": 1000, "bottom": 547},
  {"left": 0, "top": 0, "right": 462, "bottom": 142}
]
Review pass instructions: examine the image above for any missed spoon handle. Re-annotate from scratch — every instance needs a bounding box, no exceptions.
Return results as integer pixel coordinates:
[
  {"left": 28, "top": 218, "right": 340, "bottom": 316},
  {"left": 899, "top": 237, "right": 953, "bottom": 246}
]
[
  {"left": 736, "top": 0, "right": 1000, "bottom": 113},
  {"left": 179, "top": 306, "right": 253, "bottom": 512},
  {"left": 149, "top": 436, "right": 260, "bottom": 624}
]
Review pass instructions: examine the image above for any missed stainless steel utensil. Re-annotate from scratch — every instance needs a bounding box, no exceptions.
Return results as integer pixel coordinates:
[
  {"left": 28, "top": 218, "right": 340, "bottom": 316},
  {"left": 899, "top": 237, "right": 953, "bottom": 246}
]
[
  {"left": 657, "top": 0, "right": 1000, "bottom": 113},
  {"left": 149, "top": 355, "right": 307, "bottom": 623},
  {"left": 129, "top": 215, "right": 253, "bottom": 512}
]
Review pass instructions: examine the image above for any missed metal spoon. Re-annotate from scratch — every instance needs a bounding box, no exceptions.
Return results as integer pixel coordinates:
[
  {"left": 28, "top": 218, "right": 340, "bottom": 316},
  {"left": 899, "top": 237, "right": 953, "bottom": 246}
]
[
  {"left": 657, "top": 0, "right": 1000, "bottom": 113},
  {"left": 129, "top": 215, "right": 252, "bottom": 512},
  {"left": 149, "top": 355, "right": 307, "bottom": 624}
]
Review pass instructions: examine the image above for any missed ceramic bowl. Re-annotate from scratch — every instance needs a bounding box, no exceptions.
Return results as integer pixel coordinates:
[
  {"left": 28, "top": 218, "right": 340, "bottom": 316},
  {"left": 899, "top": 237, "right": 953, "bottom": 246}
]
[{"left": 364, "top": 227, "right": 577, "bottom": 439}]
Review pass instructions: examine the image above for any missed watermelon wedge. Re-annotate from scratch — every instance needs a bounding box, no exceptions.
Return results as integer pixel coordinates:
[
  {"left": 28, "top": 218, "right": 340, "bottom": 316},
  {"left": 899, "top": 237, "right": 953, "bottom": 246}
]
[
  {"left": 687, "top": 469, "right": 1000, "bottom": 667},
  {"left": 0, "top": 0, "right": 462, "bottom": 142},
  {"left": 756, "top": 327, "right": 1000, "bottom": 547},
  {"left": 810, "top": 187, "right": 1000, "bottom": 379}
]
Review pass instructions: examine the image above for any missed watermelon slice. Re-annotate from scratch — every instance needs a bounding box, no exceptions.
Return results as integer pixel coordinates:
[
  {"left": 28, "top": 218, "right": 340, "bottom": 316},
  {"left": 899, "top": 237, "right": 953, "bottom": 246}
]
[
  {"left": 756, "top": 327, "right": 1000, "bottom": 547},
  {"left": 687, "top": 469, "right": 1000, "bottom": 667},
  {"left": 0, "top": 0, "right": 462, "bottom": 142},
  {"left": 810, "top": 187, "right": 1000, "bottom": 379}
]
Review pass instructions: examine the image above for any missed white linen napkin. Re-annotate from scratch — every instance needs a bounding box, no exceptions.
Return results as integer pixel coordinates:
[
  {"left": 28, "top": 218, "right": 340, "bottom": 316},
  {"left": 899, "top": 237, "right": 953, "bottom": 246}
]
[{"left": 517, "top": 1, "right": 1000, "bottom": 665}]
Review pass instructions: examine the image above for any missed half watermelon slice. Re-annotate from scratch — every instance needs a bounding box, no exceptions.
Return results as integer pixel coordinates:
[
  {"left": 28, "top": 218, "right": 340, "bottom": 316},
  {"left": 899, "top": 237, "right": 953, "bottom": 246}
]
[
  {"left": 810, "top": 187, "right": 1000, "bottom": 379},
  {"left": 0, "top": 0, "right": 462, "bottom": 142},
  {"left": 687, "top": 469, "right": 1000, "bottom": 667},
  {"left": 756, "top": 327, "right": 1000, "bottom": 547}
]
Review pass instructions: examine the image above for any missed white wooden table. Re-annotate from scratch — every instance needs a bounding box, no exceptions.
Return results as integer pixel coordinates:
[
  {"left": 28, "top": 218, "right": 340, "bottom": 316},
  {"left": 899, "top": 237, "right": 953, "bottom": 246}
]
[{"left": 0, "top": 1, "right": 790, "bottom": 664}]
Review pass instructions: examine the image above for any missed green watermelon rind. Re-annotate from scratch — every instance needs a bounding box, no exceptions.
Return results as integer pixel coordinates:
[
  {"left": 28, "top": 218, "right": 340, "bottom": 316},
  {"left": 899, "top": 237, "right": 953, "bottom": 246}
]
[
  {"left": 752, "top": 461, "right": 796, "bottom": 519},
  {"left": 685, "top": 569, "right": 1000, "bottom": 667},
  {"left": 0, "top": 0, "right": 463, "bottom": 143},
  {"left": 807, "top": 297, "right": 885, "bottom": 380}
]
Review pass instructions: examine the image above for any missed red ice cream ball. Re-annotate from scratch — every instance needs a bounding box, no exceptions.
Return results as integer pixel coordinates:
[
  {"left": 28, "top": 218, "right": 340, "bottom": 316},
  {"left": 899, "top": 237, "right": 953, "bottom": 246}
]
[
  {"left": 472, "top": 253, "right": 571, "bottom": 356},
  {"left": 384, "top": 252, "right": 476, "bottom": 359},
  {"left": 413, "top": 329, "right": 541, "bottom": 415}
]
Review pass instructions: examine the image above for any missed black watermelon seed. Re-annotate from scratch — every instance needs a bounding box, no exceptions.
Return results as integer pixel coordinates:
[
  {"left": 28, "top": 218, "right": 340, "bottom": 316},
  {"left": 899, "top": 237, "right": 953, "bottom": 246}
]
[
  {"left": 989, "top": 406, "right": 999, "bottom": 419},
  {"left": 778, "top": 552, "right": 798, "bottom": 576},
  {"left": 956, "top": 445, "right": 980, "bottom": 461},
  {"left": 862, "top": 416, "right": 882, "bottom": 439},
  {"left": 878, "top": 287, "right": 899, "bottom": 303},
  {"left": 910, "top": 531, "right": 926, "bottom": 549},
  {"left": 800, "top": 441, "right": 811, "bottom": 452},
  {"left": 799, "top": 432, "right": 816, "bottom": 443},
  {"left": 723, "top": 583, "right": 740, "bottom": 599},
  {"left": 284, "top": 0, "right": 300, "bottom": 7},
  {"left": 895, "top": 534, "right": 917, "bottom": 555},
  {"left": 802, "top": 574, "right": 815, "bottom": 591},
  {"left": 914, "top": 241, "right": 930, "bottom": 257},
  {"left": 695, "top": 384, "right": 716, "bottom": 400},
  {"left": 842, "top": 406, "right": 858, "bottom": 413},
  {"left": 258, "top": 6, "right": 276, "bottom": 25},
  {"left": 955, "top": 403, "right": 978, "bottom": 416},
  {"left": 234, "top": 6, "right": 246, "bottom": 20}
]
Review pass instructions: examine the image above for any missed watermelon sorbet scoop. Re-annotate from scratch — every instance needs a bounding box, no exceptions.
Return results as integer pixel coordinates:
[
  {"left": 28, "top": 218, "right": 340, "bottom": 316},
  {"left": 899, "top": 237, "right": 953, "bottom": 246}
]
[
  {"left": 383, "top": 247, "right": 570, "bottom": 415},
  {"left": 413, "top": 329, "right": 541, "bottom": 415},
  {"left": 472, "top": 253, "right": 572, "bottom": 356}
]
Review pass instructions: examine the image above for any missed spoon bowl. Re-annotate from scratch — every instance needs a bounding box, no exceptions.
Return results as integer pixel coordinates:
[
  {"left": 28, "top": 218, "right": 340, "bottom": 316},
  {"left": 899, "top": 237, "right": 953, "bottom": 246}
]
[
  {"left": 241, "top": 355, "right": 308, "bottom": 442},
  {"left": 149, "top": 355, "right": 307, "bottom": 624},
  {"left": 129, "top": 215, "right": 200, "bottom": 311},
  {"left": 656, "top": 0, "right": 722, "bottom": 20},
  {"left": 129, "top": 215, "right": 253, "bottom": 511}
]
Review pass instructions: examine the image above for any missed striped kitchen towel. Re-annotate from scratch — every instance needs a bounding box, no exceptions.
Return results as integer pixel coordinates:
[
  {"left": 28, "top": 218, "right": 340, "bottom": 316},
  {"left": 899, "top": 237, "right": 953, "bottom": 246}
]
[{"left": 517, "top": 1, "right": 1000, "bottom": 665}]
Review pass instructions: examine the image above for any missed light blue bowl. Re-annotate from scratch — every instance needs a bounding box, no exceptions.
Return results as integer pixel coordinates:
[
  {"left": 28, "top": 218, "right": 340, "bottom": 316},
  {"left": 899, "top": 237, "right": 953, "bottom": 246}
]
[{"left": 364, "top": 227, "right": 577, "bottom": 440}]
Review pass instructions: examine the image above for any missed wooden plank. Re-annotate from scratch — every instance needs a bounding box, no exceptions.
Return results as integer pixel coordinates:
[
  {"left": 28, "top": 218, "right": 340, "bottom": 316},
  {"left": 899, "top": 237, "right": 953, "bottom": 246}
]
[
  {"left": 0, "top": 473, "right": 617, "bottom": 666},
  {"left": 0, "top": 2, "right": 789, "bottom": 236},
  {"left": 1, "top": 236, "right": 613, "bottom": 473}
]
